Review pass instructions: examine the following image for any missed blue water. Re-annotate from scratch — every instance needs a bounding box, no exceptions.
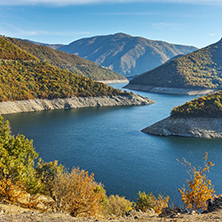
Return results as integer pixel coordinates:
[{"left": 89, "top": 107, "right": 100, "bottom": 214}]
[{"left": 3, "top": 83, "right": 222, "bottom": 205}]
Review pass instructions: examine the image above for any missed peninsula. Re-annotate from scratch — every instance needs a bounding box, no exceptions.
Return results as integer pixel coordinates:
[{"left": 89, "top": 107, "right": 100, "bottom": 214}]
[
  {"left": 142, "top": 91, "right": 222, "bottom": 138},
  {"left": 0, "top": 36, "right": 154, "bottom": 114}
]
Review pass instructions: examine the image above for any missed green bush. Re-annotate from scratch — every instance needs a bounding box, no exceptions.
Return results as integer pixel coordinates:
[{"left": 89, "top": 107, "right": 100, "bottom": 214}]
[
  {"left": 104, "top": 194, "right": 133, "bottom": 217},
  {"left": 0, "top": 115, "right": 40, "bottom": 194},
  {"left": 136, "top": 191, "right": 154, "bottom": 211},
  {"left": 136, "top": 191, "right": 169, "bottom": 214}
]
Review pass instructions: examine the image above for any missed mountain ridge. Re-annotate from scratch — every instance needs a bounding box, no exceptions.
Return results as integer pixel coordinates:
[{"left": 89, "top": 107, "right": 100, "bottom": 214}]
[
  {"left": 57, "top": 33, "right": 197, "bottom": 76},
  {"left": 126, "top": 38, "right": 222, "bottom": 94},
  {"left": 5, "top": 36, "right": 125, "bottom": 81}
]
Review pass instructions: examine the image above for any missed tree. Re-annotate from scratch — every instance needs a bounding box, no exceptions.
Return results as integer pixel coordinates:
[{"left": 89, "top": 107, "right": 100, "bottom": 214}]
[
  {"left": 0, "top": 115, "right": 40, "bottom": 193},
  {"left": 178, "top": 152, "right": 215, "bottom": 211}
]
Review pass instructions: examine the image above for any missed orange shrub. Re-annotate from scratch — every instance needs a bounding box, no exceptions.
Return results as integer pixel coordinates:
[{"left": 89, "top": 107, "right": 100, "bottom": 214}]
[
  {"left": 178, "top": 152, "right": 215, "bottom": 211},
  {"left": 0, "top": 178, "right": 24, "bottom": 203}
]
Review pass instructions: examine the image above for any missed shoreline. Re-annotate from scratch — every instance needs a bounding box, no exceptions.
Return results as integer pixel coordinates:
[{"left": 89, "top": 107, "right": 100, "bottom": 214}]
[
  {"left": 0, "top": 95, "right": 155, "bottom": 115},
  {"left": 97, "top": 79, "right": 129, "bottom": 84},
  {"left": 142, "top": 116, "right": 222, "bottom": 138},
  {"left": 124, "top": 84, "right": 216, "bottom": 95}
]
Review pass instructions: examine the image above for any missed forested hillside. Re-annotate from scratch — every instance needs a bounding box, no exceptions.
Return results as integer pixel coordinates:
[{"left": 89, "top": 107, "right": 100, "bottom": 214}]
[
  {"left": 0, "top": 37, "right": 38, "bottom": 61},
  {"left": 171, "top": 91, "right": 222, "bottom": 117},
  {"left": 0, "top": 37, "right": 126, "bottom": 102},
  {"left": 129, "top": 38, "right": 222, "bottom": 90},
  {"left": 5, "top": 36, "right": 125, "bottom": 81}
]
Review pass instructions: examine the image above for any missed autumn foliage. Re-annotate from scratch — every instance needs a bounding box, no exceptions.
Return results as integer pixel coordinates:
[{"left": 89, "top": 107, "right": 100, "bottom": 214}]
[
  {"left": 171, "top": 91, "right": 222, "bottom": 117},
  {"left": 0, "top": 37, "right": 38, "bottom": 61},
  {"left": 178, "top": 152, "right": 215, "bottom": 211},
  {"left": 0, "top": 37, "right": 127, "bottom": 102},
  {"left": 6, "top": 36, "right": 125, "bottom": 81},
  {"left": 52, "top": 168, "right": 104, "bottom": 217}
]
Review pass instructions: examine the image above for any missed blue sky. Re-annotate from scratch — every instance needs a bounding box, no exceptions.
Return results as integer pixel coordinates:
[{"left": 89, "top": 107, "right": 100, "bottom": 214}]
[{"left": 0, "top": 0, "right": 222, "bottom": 48}]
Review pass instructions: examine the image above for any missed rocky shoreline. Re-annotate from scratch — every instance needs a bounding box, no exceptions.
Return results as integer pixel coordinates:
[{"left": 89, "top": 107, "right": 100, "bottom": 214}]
[
  {"left": 0, "top": 95, "right": 154, "bottom": 115},
  {"left": 142, "top": 116, "right": 222, "bottom": 138},
  {"left": 97, "top": 79, "right": 129, "bottom": 84},
  {"left": 124, "top": 84, "right": 215, "bottom": 95}
]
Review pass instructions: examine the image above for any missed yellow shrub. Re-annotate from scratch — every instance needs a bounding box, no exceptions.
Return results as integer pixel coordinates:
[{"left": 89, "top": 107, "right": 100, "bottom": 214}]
[
  {"left": 52, "top": 167, "right": 104, "bottom": 218},
  {"left": 153, "top": 194, "right": 169, "bottom": 215},
  {"left": 178, "top": 152, "right": 215, "bottom": 211}
]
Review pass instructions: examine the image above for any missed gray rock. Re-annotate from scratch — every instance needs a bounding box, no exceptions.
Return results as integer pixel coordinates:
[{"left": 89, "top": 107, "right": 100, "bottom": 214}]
[
  {"left": 124, "top": 84, "right": 215, "bottom": 96},
  {"left": 0, "top": 95, "right": 155, "bottom": 115},
  {"left": 142, "top": 116, "right": 222, "bottom": 138}
]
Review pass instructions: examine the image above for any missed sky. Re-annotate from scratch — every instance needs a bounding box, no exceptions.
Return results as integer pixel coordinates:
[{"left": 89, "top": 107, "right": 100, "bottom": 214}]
[{"left": 0, "top": 0, "right": 222, "bottom": 48}]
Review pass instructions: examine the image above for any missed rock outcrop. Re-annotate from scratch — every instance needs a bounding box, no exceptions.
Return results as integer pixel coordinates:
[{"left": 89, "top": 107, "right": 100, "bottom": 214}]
[
  {"left": 0, "top": 95, "right": 155, "bottom": 115},
  {"left": 142, "top": 117, "right": 222, "bottom": 138}
]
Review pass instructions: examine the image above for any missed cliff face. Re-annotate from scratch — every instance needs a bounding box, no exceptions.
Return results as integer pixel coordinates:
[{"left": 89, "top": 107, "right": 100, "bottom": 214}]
[
  {"left": 0, "top": 95, "right": 155, "bottom": 115},
  {"left": 142, "top": 117, "right": 222, "bottom": 138}
]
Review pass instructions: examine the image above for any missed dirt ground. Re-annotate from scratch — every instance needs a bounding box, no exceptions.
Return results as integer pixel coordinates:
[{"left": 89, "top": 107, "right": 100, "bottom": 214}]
[{"left": 0, "top": 203, "right": 222, "bottom": 222}]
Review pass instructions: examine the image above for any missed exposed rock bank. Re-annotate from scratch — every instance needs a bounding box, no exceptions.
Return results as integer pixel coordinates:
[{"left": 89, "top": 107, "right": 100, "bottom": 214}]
[
  {"left": 142, "top": 117, "right": 222, "bottom": 138},
  {"left": 97, "top": 79, "right": 128, "bottom": 84},
  {"left": 124, "top": 84, "right": 215, "bottom": 95},
  {"left": 0, "top": 95, "right": 154, "bottom": 115}
]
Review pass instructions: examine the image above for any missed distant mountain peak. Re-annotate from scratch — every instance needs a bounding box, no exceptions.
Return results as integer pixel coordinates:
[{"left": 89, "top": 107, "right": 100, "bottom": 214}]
[
  {"left": 57, "top": 33, "right": 197, "bottom": 76},
  {"left": 112, "top": 32, "right": 131, "bottom": 37}
]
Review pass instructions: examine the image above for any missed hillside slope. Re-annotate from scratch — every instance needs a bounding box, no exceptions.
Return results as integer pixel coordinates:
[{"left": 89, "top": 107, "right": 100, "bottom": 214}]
[
  {"left": 58, "top": 33, "right": 197, "bottom": 76},
  {"left": 5, "top": 36, "right": 125, "bottom": 81},
  {"left": 126, "top": 38, "right": 222, "bottom": 94},
  {"left": 171, "top": 90, "right": 222, "bottom": 118},
  {"left": 0, "top": 37, "right": 127, "bottom": 102}
]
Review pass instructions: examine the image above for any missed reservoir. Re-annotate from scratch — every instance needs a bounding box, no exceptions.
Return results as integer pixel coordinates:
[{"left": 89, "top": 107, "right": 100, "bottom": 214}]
[{"left": 4, "top": 83, "right": 222, "bottom": 205}]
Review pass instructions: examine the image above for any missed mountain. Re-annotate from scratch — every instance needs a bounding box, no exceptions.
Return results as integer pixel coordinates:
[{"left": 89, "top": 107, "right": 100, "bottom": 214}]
[
  {"left": 5, "top": 37, "right": 125, "bottom": 81},
  {"left": 126, "top": 38, "right": 222, "bottom": 94},
  {"left": 57, "top": 33, "right": 197, "bottom": 76},
  {"left": 0, "top": 36, "right": 126, "bottom": 102}
]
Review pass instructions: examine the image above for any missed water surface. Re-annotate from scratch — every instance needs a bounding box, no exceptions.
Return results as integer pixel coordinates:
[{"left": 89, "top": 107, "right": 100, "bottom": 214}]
[{"left": 4, "top": 83, "right": 222, "bottom": 205}]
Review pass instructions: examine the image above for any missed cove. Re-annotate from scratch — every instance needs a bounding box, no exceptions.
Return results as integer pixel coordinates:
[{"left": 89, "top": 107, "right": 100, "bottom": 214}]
[{"left": 3, "top": 83, "right": 222, "bottom": 205}]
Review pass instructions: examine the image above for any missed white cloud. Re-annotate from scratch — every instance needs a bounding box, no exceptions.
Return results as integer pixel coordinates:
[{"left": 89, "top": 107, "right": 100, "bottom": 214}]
[{"left": 0, "top": 0, "right": 222, "bottom": 6}]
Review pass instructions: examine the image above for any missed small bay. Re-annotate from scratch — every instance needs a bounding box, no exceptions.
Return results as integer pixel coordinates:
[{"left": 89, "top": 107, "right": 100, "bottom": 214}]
[{"left": 4, "top": 83, "right": 222, "bottom": 205}]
